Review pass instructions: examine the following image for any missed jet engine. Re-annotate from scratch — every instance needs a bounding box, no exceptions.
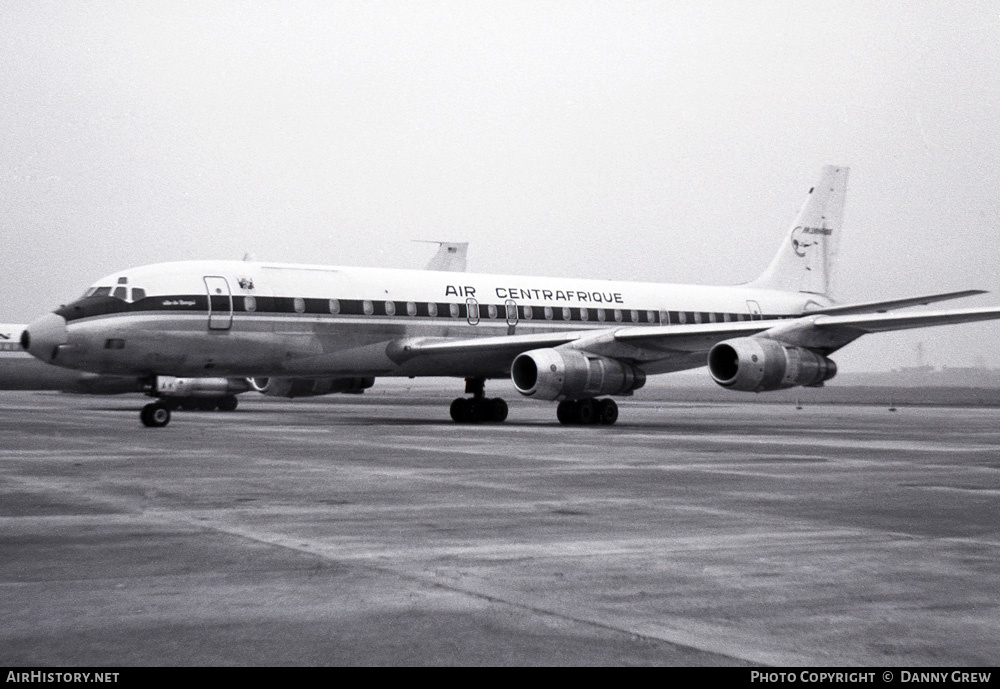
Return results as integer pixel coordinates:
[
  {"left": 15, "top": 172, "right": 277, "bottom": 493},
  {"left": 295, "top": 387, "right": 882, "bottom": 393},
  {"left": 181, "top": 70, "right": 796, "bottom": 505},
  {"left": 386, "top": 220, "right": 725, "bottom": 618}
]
[
  {"left": 707, "top": 338, "right": 836, "bottom": 392},
  {"left": 511, "top": 348, "right": 645, "bottom": 400},
  {"left": 250, "top": 376, "right": 375, "bottom": 398}
]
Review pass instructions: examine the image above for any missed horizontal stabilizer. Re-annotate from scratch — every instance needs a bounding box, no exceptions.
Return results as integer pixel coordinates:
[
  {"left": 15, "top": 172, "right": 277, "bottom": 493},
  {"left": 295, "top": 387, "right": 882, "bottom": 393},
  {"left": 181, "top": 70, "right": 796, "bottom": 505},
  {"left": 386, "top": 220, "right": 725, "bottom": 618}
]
[
  {"left": 759, "top": 306, "right": 1000, "bottom": 352},
  {"left": 812, "top": 305, "right": 1000, "bottom": 334},
  {"left": 805, "top": 290, "right": 987, "bottom": 316}
]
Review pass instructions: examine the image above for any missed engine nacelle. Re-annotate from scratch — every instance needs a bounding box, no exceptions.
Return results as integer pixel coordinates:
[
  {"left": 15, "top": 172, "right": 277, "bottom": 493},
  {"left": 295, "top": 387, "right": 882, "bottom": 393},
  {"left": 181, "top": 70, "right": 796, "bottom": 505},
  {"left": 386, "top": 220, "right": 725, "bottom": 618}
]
[
  {"left": 154, "top": 376, "right": 252, "bottom": 398},
  {"left": 511, "top": 348, "right": 646, "bottom": 401},
  {"left": 707, "top": 338, "right": 837, "bottom": 392},
  {"left": 250, "top": 376, "right": 375, "bottom": 398}
]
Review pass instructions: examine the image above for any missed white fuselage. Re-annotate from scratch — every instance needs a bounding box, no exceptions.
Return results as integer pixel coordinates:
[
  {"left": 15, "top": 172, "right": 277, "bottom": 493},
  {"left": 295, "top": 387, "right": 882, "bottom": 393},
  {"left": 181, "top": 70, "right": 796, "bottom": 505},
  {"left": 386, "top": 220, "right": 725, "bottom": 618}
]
[{"left": 29, "top": 260, "right": 832, "bottom": 379}]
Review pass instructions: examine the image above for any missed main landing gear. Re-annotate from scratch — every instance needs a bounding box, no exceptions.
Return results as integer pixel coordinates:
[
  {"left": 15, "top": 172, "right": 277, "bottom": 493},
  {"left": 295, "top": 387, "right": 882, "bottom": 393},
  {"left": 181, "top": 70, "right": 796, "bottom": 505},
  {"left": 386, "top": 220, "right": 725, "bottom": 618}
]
[
  {"left": 450, "top": 377, "right": 509, "bottom": 423},
  {"left": 557, "top": 398, "right": 619, "bottom": 425}
]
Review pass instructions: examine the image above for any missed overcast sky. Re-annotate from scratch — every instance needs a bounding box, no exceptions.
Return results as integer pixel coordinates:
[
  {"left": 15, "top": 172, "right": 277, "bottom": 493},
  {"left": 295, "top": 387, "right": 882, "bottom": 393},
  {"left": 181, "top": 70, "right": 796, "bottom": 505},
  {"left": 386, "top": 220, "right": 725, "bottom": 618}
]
[{"left": 2, "top": 0, "right": 998, "bottom": 371}]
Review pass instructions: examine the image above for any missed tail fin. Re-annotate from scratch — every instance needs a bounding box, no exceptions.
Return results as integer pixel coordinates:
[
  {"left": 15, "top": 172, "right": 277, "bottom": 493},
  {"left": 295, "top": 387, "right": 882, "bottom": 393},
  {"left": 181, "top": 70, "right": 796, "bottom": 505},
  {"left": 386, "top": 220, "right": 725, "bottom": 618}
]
[
  {"left": 749, "top": 165, "right": 849, "bottom": 296},
  {"left": 419, "top": 241, "right": 469, "bottom": 272}
]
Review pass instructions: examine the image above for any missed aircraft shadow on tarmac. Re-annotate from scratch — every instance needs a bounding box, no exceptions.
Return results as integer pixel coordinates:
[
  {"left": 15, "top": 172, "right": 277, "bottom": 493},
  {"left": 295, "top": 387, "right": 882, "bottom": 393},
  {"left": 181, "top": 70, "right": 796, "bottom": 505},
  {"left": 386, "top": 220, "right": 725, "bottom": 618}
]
[{"left": 90, "top": 405, "right": 788, "bottom": 433}]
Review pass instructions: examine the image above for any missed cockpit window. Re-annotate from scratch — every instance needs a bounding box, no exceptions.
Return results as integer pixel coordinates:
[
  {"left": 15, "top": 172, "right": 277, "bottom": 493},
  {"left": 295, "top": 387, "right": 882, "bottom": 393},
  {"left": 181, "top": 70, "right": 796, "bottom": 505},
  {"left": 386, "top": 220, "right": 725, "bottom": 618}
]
[{"left": 83, "top": 285, "right": 146, "bottom": 302}]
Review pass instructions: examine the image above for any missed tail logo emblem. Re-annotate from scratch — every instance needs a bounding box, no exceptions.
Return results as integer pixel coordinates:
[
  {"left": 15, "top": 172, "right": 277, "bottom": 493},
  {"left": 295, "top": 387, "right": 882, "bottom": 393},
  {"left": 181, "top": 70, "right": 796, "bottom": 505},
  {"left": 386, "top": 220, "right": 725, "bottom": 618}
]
[{"left": 791, "top": 226, "right": 832, "bottom": 257}]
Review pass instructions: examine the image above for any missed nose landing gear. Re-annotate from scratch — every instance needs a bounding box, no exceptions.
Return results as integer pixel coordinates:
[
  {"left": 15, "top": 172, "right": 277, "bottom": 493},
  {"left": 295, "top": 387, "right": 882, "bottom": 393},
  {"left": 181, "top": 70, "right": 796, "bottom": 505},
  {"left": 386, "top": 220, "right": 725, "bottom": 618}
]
[
  {"left": 139, "top": 394, "right": 241, "bottom": 426},
  {"left": 140, "top": 402, "right": 171, "bottom": 428}
]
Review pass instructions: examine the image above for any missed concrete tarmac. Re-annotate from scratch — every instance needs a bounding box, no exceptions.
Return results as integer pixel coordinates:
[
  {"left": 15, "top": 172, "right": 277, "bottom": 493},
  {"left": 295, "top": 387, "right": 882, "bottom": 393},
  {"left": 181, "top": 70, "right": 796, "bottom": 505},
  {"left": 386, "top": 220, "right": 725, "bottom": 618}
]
[{"left": 1, "top": 391, "right": 998, "bottom": 666}]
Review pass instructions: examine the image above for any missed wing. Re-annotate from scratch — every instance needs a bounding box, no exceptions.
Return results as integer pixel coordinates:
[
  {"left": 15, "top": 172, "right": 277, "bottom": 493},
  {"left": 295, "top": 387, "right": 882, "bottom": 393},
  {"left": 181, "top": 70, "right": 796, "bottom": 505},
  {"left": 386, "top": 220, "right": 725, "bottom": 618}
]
[{"left": 388, "top": 305, "right": 1000, "bottom": 377}]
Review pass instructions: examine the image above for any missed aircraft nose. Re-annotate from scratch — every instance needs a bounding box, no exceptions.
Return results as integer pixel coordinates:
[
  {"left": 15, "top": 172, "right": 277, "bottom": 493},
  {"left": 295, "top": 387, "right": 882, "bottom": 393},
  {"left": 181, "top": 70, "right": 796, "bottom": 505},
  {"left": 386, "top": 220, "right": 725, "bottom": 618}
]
[{"left": 23, "top": 313, "right": 69, "bottom": 363}]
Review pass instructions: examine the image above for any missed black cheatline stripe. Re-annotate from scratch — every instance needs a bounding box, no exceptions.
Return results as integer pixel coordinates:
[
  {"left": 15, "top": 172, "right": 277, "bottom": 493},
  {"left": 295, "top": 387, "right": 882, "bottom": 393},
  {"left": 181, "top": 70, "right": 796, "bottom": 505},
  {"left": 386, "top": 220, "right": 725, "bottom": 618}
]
[{"left": 56, "top": 294, "right": 783, "bottom": 326}]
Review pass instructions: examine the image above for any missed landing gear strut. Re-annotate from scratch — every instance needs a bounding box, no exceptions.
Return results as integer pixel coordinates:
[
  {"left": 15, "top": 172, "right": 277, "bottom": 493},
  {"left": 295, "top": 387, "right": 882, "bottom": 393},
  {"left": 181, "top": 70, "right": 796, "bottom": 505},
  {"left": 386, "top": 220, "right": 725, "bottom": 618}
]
[
  {"left": 450, "top": 377, "right": 509, "bottom": 423},
  {"left": 557, "top": 398, "right": 619, "bottom": 425}
]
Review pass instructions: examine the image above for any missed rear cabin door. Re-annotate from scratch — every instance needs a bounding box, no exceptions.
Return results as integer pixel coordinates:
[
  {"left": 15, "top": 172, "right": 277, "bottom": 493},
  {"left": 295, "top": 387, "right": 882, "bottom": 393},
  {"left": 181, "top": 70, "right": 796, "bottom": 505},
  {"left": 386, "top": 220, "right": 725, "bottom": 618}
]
[
  {"left": 204, "top": 276, "right": 233, "bottom": 330},
  {"left": 746, "top": 300, "right": 763, "bottom": 321}
]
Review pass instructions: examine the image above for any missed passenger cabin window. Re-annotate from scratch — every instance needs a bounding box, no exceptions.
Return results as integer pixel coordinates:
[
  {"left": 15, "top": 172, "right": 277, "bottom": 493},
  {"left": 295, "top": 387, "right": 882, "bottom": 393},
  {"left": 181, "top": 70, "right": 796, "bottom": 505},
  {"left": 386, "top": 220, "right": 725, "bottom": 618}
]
[
  {"left": 488, "top": 304, "right": 498, "bottom": 319},
  {"left": 562, "top": 307, "right": 572, "bottom": 321},
  {"left": 385, "top": 301, "right": 396, "bottom": 316},
  {"left": 449, "top": 303, "right": 460, "bottom": 318},
  {"left": 329, "top": 299, "right": 340, "bottom": 314},
  {"left": 544, "top": 306, "right": 553, "bottom": 320},
  {"left": 363, "top": 300, "right": 374, "bottom": 315},
  {"left": 428, "top": 302, "right": 438, "bottom": 317},
  {"left": 293, "top": 297, "right": 305, "bottom": 314},
  {"left": 406, "top": 302, "right": 417, "bottom": 316},
  {"left": 244, "top": 296, "right": 257, "bottom": 312}
]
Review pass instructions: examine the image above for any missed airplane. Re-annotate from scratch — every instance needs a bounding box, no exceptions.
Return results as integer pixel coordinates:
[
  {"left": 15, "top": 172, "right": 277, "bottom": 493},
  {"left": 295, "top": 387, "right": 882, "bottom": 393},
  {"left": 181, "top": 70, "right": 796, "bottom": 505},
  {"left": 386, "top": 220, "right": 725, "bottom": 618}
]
[
  {"left": 1, "top": 322, "right": 251, "bottom": 409},
  {"left": 3, "top": 242, "right": 465, "bottom": 408},
  {"left": 20, "top": 166, "right": 1000, "bottom": 427}
]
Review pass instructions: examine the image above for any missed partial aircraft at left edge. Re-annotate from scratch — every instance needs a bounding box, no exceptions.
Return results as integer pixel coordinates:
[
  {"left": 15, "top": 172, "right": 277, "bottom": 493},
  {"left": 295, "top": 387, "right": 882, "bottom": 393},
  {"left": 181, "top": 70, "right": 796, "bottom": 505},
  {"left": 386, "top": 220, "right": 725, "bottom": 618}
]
[{"left": 1, "top": 322, "right": 249, "bottom": 410}]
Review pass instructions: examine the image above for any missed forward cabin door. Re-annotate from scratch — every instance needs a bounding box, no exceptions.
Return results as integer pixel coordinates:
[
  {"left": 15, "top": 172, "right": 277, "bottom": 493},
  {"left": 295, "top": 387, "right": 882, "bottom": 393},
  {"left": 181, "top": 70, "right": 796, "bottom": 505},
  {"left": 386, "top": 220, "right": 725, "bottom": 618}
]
[
  {"left": 204, "top": 276, "right": 233, "bottom": 330},
  {"left": 466, "top": 298, "right": 480, "bottom": 325}
]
